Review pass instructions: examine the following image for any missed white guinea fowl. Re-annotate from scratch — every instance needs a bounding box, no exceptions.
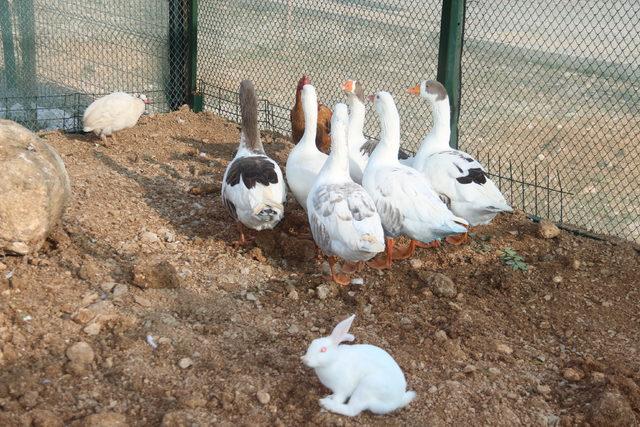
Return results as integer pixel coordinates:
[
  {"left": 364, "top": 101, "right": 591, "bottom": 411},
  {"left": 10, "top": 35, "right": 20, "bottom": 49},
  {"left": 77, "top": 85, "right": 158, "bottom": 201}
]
[
  {"left": 362, "top": 91, "right": 468, "bottom": 269},
  {"left": 307, "top": 103, "right": 385, "bottom": 286},
  {"left": 341, "top": 80, "right": 412, "bottom": 184},
  {"left": 408, "top": 80, "right": 512, "bottom": 242},
  {"left": 221, "top": 80, "right": 287, "bottom": 245},
  {"left": 83, "top": 92, "right": 149, "bottom": 143},
  {"left": 286, "top": 84, "right": 329, "bottom": 208}
]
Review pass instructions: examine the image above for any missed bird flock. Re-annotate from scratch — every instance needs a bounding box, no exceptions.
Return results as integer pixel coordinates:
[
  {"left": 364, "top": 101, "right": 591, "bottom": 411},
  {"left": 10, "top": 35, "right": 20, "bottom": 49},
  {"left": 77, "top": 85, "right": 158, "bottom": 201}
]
[
  {"left": 220, "top": 76, "right": 512, "bottom": 285},
  {"left": 81, "top": 78, "right": 513, "bottom": 417}
]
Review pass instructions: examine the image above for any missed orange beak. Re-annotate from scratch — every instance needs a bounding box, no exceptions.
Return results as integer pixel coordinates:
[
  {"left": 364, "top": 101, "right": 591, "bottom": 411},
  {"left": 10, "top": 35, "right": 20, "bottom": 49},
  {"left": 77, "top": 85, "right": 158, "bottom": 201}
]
[
  {"left": 341, "top": 80, "right": 354, "bottom": 92},
  {"left": 406, "top": 84, "right": 421, "bottom": 95}
]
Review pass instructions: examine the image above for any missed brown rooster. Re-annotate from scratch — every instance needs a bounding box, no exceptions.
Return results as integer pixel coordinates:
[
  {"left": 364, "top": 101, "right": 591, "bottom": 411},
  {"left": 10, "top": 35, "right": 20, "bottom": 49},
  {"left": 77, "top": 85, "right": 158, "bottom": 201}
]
[{"left": 290, "top": 75, "right": 332, "bottom": 154}]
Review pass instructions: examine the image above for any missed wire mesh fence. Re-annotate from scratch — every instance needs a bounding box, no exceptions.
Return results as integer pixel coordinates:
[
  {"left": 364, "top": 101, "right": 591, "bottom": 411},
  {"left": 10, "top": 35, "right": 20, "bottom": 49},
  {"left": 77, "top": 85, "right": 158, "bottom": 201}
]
[
  {"left": 460, "top": 0, "right": 640, "bottom": 241},
  {"left": 0, "top": 0, "right": 637, "bottom": 242},
  {"left": 0, "top": 0, "right": 188, "bottom": 129}
]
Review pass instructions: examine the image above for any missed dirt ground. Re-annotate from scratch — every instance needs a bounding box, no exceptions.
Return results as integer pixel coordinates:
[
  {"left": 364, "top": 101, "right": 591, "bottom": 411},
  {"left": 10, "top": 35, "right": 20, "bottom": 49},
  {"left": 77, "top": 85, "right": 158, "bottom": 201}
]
[{"left": 1, "top": 108, "right": 639, "bottom": 426}]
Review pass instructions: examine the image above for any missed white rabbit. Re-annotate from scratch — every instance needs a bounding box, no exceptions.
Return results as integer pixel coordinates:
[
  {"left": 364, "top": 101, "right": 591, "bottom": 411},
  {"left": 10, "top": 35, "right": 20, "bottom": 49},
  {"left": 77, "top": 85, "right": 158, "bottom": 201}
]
[{"left": 301, "top": 314, "right": 416, "bottom": 417}]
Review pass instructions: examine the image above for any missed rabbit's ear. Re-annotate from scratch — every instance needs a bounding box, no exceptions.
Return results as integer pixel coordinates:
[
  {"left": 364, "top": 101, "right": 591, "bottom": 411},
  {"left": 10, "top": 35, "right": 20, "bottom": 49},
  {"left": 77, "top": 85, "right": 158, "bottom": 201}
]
[{"left": 330, "top": 314, "right": 356, "bottom": 345}]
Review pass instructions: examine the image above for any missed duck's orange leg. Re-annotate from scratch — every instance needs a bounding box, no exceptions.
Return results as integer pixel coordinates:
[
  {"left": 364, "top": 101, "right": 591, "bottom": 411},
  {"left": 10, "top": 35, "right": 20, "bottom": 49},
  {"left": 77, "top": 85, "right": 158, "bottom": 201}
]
[
  {"left": 341, "top": 261, "right": 364, "bottom": 273},
  {"left": 392, "top": 239, "right": 417, "bottom": 260},
  {"left": 415, "top": 240, "right": 441, "bottom": 249},
  {"left": 367, "top": 238, "right": 394, "bottom": 270},
  {"left": 445, "top": 232, "right": 469, "bottom": 245},
  {"left": 233, "top": 222, "right": 255, "bottom": 247},
  {"left": 327, "top": 256, "right": 351, "bottom": 286}
]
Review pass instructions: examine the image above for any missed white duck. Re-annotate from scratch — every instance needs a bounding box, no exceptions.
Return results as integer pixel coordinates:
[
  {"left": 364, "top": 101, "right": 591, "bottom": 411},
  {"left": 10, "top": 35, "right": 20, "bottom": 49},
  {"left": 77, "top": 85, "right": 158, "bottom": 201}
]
[
  {"left": 341, "top": 79, "right": 412, "bottom": 184},
  {"left": 307, "top": 103, "right": 385, "bottom": 285},
  {"left": 83, "top": 92, "right": 150, "bottom": 144},
  {"left": 408, "top": 80, "right": 512, "bottom": 242},
  {"left": 286, "top": 84, "right": 329, "bottom": 208},
  {"left": 362, "top": 91, "right": 468, "bottom": 269},
  {"left": 221, "top": 80, "right": 286, "bottom": 245}
]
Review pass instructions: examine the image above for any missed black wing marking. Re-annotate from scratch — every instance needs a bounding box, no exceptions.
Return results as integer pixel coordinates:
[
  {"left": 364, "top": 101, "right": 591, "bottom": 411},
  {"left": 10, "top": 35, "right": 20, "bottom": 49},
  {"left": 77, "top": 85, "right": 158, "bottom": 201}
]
[
  {"left": 225, "top": 156, "right": 278, "bottom": 189},
  {"left": 456, "top": 167, "right": 488, "bottom": 185},
  {"left": 222, "top": 197, "right": 237, "bottom": 220}
]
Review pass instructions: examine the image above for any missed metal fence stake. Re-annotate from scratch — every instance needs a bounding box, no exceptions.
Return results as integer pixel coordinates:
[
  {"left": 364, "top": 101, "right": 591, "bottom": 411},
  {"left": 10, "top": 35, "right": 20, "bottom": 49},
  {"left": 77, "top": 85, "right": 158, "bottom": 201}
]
[
  {"left": 0, "top": 0, "right": 17, "bottom": 91},
  {"left": 436, "top": 0, "right": 466, "bottom": 149},
  {"left": 188, "top": 0, "right": 202, "bottom": 112}
]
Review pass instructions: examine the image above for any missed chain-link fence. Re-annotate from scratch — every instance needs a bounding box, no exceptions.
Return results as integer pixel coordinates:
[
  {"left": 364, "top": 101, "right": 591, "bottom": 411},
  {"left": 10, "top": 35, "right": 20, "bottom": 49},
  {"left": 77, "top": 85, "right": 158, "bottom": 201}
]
[
  {"left": 0, "top": 0, "right": 637, "bottom": 242},
  {"left": 0, "top": 0, "right": 190, "bottom": 130},
  {"left": 460, "top": 0, "right": 639, "bottom": 241}
]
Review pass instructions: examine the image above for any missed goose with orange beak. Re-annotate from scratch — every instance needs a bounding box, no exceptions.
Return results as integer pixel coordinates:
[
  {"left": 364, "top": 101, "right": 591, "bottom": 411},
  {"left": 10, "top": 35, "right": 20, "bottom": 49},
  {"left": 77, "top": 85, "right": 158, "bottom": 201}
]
[
  {"left": 406, "top": 80, "right": 512, "bottom": 241},
  {"left": 341, "top": 80, "right": 413, "bottom": 184},
  {"left": 360, "top": 91, "right": 468, "bottom": 269}
]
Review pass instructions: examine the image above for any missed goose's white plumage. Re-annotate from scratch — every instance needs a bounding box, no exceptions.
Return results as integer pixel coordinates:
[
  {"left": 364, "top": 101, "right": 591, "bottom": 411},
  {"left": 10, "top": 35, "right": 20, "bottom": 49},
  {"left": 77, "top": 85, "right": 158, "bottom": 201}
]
[
  {"left": 362, "top": 92, "right": 467, "bottom": 245},
  {"left": 341, "top": 80, "right": 413, "bottom": 184},
  {"left": 221, "top": 80, "right": 286, "bottom": 236},
  {"left": 409, "top": 80, "right": 512, "bottom": 226},
  {"left": 307, "top": 103, "right": 385, "bottom": 264},
  {"left": 286, "top": 84, "right": 328, "bottom": 208},
  {"left": 83, "top": 92, "right": 148, "bottom": 139}
]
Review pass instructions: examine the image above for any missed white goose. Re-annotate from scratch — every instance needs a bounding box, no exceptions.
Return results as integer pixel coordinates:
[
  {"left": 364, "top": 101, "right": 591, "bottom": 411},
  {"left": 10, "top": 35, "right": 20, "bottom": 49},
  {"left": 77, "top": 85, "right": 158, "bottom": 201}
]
[
  {"left": 307, "top": 103, "right": 385, "bottom": 285},
  {"left": 408, "top": 80, "right": 512, "bottom": 242},
  {"left": 362, "top": 91, "right": 468, "bottom": 269},
  {"left": 341, "top": 79, "right": 412, "bottom": 184},
  {"left": 221, "top": 80, "right": 287, "bottom": 245},
  {"left": 286, "top": 84, "right": 329, "bottom": 208}
]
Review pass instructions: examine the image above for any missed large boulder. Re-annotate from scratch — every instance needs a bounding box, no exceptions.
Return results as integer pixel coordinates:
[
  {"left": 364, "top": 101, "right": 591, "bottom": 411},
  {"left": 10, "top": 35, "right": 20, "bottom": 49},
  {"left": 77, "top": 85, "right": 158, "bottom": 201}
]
[{"left": 0, "top": 120, "right": 71, "bottom": 255}]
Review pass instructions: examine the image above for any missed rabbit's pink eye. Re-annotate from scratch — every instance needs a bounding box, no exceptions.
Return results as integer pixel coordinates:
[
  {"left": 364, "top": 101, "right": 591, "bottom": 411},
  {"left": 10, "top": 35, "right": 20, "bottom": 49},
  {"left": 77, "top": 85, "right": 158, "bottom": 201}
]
[{"left": 320, "top": 347, "right": 327, "bottom": 353}]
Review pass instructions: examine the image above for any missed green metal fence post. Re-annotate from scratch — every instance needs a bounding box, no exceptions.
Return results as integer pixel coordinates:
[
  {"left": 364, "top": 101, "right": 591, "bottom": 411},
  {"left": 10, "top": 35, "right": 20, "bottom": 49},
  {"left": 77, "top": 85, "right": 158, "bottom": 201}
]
[
  {"left": 0, "top": 0, "right": 17, "bottom": 91},
  {"left": 16, "top": 0, "right": 37, "bottom": 126},
  {"left": 436, "top": 0, "right": 466, "bottom": 149},
  {"left": 188, "top": 0, "right": 202, "bottom": 112}
]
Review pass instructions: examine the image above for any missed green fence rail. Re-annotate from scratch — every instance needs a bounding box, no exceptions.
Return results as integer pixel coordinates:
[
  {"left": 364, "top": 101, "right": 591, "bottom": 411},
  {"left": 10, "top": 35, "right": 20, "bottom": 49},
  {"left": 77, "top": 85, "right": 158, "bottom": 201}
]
[{"left": 0, "top": 0, "right": 638, "bottom": 243}]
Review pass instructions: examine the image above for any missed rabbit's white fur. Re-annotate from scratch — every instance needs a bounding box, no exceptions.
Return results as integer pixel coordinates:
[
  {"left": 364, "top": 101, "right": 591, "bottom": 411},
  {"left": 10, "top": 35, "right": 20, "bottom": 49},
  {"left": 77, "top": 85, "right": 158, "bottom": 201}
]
[{"left": 302, "top": 315, "right": 416, "bottom": 416}]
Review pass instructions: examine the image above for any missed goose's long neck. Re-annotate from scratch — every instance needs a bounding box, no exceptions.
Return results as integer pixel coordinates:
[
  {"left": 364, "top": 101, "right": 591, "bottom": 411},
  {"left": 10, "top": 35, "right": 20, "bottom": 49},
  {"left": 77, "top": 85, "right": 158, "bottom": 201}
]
[
  {"left": 321, "top": 128, "right": 350, "bottom": 182},
  {"left": 347, "top": 96, "right": 366, "bottom": 149},
  {"left": 300, "top": 94, "right": 318, "bottom": 150},
  {"left": 370, "top": 106, "right": 401, "bottom": 165},
  {"left": 239, "top": 86, "right": 264, "bottom": 154},
  {"left": 417, "top": 98, "right": 451, "bottom": 159}
]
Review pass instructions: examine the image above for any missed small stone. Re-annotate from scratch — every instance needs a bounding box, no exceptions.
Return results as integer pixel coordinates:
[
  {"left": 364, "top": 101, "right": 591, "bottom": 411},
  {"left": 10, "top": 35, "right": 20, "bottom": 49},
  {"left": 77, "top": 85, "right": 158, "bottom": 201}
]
[
  {"left": 320, "top": 261, "right": 331, "bottom": 276},
  {"left": 496, "top": 343, "right": 513, "bottom": 355},
  {"left": 572, "top": 259, "right": 581, "bottom": 270},
  {"left": 463, "top": 364, "right": 477, "bottom": 374},
  {"left": 101, "top": 282, "right": 117, "bottom": 293},
  {"left": 316, "top": 285, "right": 330, "bottom": 300},
  {"left": 434, "top": 330, "right": 448, "bottom": 342},
  {"left": 409, "top": 259, "right": 423, "bottom": 269},
  {"left": 428, "top": 385, "right": 438, "bottom": 394},
  {"left": 288, "top": 324, "right": 299, "bottom": 335},
  {"left": 80, "top": 292, "right": 100, "bottom": 306},
  {"left": 256, "top": 390, "right": 271, "bottom": 405},
  {"left": 287, "top": 289, "right": 299, "bottom": 300},
  {"left": 112, "top": 283, "right": 128, "bottom": 297},
  {"left": 134, "top": 295, "right": 152, "bottom": 307},
  {"left": 78, "top": 260, "right": 100, "bottom": 281},
  {"left": 66, "top": 341, "right": 94, "bottom": 365},
  {"left": 158, "top": 337, "right": 171, "bottom": 345},
  {"left": 538, "top": 220, "right": 560, "bottom": 239},
  {"left": 419, "top": 272, "right": 457, "bottom": 298},
  {"left": 84, "top": 412, "right": 128, "bottom": 427},
  {"left": 83, "top": 323, "right": 101, "bottom": 336},
  {"left": 552, "top": 275, "right": 563, "bottom": 284},
  {"left": 178, "top": 358, "right": 193, "bottom": 369},
  {"left": 591, "top": 372, "right": 606, "bottom": 384},
  {"left": 245, "top": 292, "right": 257, "bottom": 301},
  {"left": 158, "top": 228, "right": 176, "bottom": 243},
  {"left": 141, "top": 231, "right": 159, "bottom": 244},
  {"left": 72, "top": 308, "right": 95, "bottom": 324},
  {"left": 488, "top": 367, "right": 501, "bottom": 376},
  {"left": 351, "top": 277, "right": 364, "bottom": 285},
  {"left": 563, "top": 367, "right": 585, "bottom": 382},
  {"left": 536, "top": 384, "right": 551, "bottom": 395},
  {"left": 506, "top": 392, "right": 518, "bottom": 400}
]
